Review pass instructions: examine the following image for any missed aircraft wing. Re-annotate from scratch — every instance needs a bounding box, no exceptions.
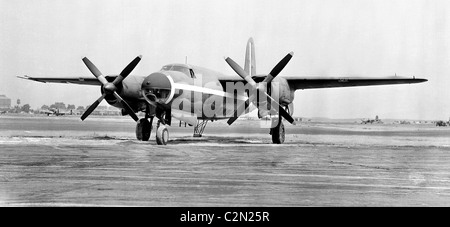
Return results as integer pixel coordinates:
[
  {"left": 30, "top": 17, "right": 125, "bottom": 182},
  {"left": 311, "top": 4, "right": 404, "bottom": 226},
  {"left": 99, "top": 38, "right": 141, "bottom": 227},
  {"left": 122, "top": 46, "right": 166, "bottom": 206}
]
[
  {"left": 284, "top": 76, "right": 427, "bottom": 90},
  {"left": 17, "top": 75, "right": 109, "bottom": 86},
  {"left": 218, "top": 75, "right": 427, "bottom": 90},
  {"left": 21, "top": 74, "right": 427, "bottom": 90}
]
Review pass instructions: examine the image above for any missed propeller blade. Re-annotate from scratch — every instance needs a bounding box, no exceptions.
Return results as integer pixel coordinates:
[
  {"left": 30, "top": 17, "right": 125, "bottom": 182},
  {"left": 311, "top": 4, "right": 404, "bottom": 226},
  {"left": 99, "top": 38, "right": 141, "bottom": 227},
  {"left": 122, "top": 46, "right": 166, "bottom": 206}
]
[
  {"left": 264, "top": 52, "right": 294, "bottom": 84},
  {"left": 225, "top": 57, "right": 257, "bottom": 87},
  {"left": 113, "top": 55, "right": 142, "bottom": 86},
  {"left": 113, "top": 92, "right": 139, "bottom": 122},
  {"left": 81, "top": 94, "right": 106, "bottom": 121},
  {"left": 278, "top": 104, "right": 295, "bottom": 124},
  {"left": 262, "top": 91, "right": 295, "bottom": 124},
  {"left": 227, "top": 116, "right": 239, "bottom": 126},
  {"left": 225, "top": 51, "right": 295, "bottom": 125},
  {"left": 227, "top": 97, "right": 252, "bottom": 125},
  {"left": 82, "top": 57, "right": 109, "bottom": 85}
]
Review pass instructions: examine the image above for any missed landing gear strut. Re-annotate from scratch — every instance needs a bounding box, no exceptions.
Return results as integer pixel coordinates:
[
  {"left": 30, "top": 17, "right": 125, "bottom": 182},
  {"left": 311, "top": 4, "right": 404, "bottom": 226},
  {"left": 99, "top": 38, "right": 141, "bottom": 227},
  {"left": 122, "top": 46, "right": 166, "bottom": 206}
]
[{"left": 193, "top": 120, "right": 208, "bottom": 137}]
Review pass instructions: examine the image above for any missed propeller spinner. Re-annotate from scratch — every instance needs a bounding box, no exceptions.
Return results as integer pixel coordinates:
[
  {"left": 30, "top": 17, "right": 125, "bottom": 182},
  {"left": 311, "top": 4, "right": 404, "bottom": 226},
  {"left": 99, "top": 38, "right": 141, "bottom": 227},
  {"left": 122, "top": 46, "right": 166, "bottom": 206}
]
[{"left": 80, "top": 56, "right": 142, "bottom": 122}]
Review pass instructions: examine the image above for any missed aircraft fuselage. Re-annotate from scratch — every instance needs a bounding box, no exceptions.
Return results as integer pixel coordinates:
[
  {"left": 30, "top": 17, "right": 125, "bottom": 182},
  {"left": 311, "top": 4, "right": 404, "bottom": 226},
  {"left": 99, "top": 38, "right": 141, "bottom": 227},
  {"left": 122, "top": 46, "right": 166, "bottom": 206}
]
[{"left": 109, "top": 63, "right": 295, "bottom": 124}]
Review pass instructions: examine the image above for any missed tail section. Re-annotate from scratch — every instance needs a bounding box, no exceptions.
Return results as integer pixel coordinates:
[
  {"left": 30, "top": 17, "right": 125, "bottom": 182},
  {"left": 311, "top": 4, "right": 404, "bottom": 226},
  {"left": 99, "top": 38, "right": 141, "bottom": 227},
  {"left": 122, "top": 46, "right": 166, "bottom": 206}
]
[{"left": 244, "top": 38, "right": 256, "bottom": 77}]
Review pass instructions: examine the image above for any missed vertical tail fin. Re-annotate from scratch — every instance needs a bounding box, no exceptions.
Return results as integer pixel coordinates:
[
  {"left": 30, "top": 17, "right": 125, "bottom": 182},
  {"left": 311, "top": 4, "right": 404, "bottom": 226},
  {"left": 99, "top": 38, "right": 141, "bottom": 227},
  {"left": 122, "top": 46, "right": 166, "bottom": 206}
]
[{"left": 244, "top": 37, "right": 256, "bottom": 77}]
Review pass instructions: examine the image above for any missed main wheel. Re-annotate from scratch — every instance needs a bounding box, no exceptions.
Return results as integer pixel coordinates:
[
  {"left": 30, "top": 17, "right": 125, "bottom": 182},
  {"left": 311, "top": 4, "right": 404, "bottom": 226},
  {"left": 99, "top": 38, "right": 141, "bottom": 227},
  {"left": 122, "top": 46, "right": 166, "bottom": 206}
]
[
  {"left": 156, "top": 125, "right": 169, "bottom": 145},
  {"left": 271, "top": 120, "right": 285, "bottom": 144},
  {"left": 136, "top": 118, "right": 151, "bottom": 141}
]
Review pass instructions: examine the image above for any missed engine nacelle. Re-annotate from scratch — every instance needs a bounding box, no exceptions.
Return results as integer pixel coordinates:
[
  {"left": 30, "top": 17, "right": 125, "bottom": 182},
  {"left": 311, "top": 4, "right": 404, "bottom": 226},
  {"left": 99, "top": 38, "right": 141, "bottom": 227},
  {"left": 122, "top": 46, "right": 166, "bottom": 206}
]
[
  {"left": 101, "top": 84, "right": 121, "bottom": 106},
  {"left": 253, "top": 77, "right": 294, "bottom": 118},
  {"left": 99, "top": 75, "right": 145, "bottom": 111},
  {"left": 270, "top": 77, "right": 294, "bottom": 106}
]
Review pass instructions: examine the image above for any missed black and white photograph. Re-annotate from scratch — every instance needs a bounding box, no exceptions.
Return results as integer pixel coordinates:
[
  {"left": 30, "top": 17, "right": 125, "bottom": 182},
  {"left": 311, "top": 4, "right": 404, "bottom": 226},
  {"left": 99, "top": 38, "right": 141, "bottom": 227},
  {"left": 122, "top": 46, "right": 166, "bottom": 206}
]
[{"left": 0, "top": 0, "right": 449, "bottom": 211}]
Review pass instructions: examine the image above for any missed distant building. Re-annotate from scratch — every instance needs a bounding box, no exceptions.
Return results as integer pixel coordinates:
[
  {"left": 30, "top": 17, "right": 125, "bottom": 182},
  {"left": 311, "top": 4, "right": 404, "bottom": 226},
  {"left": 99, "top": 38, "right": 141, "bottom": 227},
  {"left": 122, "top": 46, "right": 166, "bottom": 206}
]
[{"left": 0, "top": 95, "right": 11, "bottom": 110}]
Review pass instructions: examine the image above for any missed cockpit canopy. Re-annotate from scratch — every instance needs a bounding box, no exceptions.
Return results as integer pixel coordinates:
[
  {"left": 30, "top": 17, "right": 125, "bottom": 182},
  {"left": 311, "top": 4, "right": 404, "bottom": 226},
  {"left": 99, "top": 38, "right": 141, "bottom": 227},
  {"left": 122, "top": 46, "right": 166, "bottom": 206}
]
[{"left": 161, "top": 64, "right": 196, "bottom": 78}]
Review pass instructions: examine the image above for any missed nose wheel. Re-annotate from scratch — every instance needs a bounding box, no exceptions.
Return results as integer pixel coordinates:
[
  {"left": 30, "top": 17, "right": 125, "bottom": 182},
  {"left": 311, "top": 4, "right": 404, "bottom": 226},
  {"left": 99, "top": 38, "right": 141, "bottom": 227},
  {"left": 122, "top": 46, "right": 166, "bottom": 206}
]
[{"left": 156, "top": 120, "right": 169, "bottom": 145}]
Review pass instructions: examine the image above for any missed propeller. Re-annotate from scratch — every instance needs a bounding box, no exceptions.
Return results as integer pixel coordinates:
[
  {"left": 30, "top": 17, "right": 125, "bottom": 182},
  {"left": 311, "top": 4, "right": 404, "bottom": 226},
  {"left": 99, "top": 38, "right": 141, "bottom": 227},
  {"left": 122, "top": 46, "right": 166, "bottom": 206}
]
[
  {"left": 224, "top": 52, "right": 294, "bottom": 125},
  {"left": 80, "top": 56, "right": 142, "bottom": 122}
]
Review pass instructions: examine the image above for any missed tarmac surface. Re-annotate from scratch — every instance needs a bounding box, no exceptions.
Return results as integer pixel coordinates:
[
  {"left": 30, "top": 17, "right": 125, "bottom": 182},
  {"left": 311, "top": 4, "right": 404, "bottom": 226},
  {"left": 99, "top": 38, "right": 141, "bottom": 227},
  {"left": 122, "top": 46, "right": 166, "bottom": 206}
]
[{"left": 1, "top": 115, "right": 450, "bottom": 206}]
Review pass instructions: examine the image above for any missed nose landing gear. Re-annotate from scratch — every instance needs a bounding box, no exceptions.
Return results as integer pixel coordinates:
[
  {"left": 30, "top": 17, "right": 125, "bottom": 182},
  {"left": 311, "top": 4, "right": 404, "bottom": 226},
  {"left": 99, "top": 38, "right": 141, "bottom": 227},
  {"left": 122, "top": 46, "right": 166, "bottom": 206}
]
[{"left": 156, "top": 120, "right": 169, "bottom": 145}]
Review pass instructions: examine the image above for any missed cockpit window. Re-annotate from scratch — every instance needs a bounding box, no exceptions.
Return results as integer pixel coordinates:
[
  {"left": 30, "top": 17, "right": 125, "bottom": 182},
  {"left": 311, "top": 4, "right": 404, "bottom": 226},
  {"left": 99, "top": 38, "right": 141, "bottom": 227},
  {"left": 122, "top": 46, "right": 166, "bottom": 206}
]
[
  {"left": 189, "top": 69, "right": 196, "bottom": 79},
  {"left": 161, "top": 65, "right": 191, "bottom": 77}
]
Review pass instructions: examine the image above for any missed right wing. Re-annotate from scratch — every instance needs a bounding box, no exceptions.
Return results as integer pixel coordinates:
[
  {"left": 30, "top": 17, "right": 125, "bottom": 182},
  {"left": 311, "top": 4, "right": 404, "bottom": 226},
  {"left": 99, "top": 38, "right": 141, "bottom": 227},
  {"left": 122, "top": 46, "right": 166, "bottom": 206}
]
[{"left": 285, "top": 76, "right": 428, "bottom": 90}]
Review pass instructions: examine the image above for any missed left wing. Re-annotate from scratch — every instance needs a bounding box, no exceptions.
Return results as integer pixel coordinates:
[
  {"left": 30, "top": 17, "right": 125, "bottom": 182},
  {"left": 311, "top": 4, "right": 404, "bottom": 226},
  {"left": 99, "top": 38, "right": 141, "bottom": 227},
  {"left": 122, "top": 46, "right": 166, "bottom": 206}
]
[{"left": 17, "top": 75, "right": 119, "bottom": 86}]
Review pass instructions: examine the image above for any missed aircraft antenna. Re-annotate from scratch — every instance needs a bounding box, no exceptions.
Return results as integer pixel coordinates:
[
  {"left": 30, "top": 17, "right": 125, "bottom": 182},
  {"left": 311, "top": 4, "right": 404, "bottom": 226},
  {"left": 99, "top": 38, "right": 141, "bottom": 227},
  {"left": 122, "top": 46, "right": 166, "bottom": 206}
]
[{"left": 185, "top": 56, "right": 188, "bottom": 64}]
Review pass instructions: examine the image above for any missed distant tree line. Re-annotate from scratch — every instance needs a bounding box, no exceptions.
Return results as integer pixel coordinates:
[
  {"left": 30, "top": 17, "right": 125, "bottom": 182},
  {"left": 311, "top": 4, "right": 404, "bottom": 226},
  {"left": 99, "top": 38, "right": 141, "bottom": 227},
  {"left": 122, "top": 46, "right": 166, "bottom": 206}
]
[
  {"left": 5, "top": 104, "right": 30, "bottom": 113},
  {"left": 2, "top": 101, "right": 120, "bottom": 116},
  {"left": 40, "top": 102, "right": 85, "bottom": 112}
]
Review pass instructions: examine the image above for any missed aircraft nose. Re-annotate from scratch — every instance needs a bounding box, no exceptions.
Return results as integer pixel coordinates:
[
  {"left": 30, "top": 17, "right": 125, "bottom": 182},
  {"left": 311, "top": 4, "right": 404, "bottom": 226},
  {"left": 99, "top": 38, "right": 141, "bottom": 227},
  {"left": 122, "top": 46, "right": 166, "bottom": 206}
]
[{"left": 141, "top": 72, "right": 175, "bottom": 104}]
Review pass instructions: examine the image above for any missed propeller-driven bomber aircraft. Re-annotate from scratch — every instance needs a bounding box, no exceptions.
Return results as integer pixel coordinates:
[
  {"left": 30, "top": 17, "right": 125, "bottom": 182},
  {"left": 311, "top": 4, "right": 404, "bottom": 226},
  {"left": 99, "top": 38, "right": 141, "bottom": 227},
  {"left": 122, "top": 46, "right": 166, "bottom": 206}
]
[{"left": 19, "top": 38, "right": 427, "bottom": 145}]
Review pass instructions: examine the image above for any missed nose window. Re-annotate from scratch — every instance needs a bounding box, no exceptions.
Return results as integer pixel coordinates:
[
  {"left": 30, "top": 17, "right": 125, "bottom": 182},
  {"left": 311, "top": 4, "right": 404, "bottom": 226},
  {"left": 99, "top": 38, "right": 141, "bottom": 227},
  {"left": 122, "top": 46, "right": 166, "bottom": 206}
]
[
  {"left": 145, "top": 88, "right": 170, "bottom": 100},
  {"left": 156, "top": 89, "right": 170, "bottom": 99}
]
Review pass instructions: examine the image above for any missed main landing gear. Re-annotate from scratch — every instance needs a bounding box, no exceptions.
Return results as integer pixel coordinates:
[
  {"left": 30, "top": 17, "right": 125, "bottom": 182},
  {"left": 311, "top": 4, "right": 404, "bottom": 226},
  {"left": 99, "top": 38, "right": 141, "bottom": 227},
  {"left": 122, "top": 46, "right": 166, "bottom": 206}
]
[
  {"left": 136, "top": 117, "right": 152, "bottom": 141},
  {"left": 270, "top": 119, "right": 285, "bottom": 144},
  {"left": 269, "top": 105, "right": 290, "bottom": 144}
]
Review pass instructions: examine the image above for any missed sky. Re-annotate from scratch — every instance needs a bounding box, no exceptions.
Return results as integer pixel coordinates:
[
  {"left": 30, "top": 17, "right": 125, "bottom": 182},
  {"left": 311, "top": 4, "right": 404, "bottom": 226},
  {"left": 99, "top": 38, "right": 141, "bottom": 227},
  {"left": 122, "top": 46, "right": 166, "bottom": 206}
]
[{"left": 1, "top": 0, "right": 449, "bottom": 120}]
